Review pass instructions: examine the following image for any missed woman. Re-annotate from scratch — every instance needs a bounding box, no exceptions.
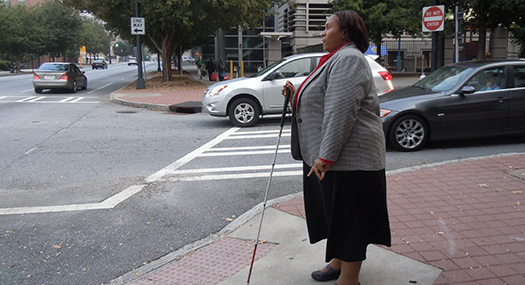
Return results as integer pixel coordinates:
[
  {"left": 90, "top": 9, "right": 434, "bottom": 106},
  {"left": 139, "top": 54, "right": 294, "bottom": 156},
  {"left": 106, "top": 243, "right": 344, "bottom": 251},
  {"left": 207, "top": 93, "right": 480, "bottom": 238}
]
[{"left": 282, "top": 10, "right": 391, "bottom": 285}]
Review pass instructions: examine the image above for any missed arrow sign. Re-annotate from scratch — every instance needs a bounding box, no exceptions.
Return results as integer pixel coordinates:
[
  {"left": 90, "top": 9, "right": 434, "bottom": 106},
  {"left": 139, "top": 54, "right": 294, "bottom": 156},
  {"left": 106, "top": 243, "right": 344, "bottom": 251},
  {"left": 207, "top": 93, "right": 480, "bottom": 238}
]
[
  {"left": 422, "top": 5, "right": 444, "bottom": 32},
  {"left": 131, "top": 17, "right": 145, "bottom": 35}
]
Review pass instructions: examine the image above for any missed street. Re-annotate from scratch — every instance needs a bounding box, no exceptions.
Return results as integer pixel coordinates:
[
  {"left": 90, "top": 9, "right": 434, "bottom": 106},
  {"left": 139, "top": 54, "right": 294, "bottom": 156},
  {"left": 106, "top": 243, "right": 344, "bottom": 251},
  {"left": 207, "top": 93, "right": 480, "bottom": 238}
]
[{"left": 1, "top": 64, "right": 524, "bottom": 284}]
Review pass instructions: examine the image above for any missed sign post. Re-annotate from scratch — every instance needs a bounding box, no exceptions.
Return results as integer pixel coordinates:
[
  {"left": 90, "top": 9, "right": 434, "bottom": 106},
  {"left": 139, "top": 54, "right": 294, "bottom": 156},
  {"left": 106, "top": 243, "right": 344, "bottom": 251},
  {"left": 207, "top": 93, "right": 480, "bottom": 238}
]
[
  {"left": 132, "top": 1, "right": 145, "bottom": 89},
  {"left": 423, "top": 5, "right": 444, "bottom": 72}
]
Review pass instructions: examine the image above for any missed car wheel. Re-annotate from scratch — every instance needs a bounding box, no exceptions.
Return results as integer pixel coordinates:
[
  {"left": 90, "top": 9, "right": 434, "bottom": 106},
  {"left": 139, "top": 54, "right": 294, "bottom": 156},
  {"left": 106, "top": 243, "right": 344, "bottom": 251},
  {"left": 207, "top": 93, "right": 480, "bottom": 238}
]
[
  {"left": 388, "top": 115, "right": 428, "bottom": 151},
  {"left": 71, "top": 81, "right": 77, "bottom": 93},
  {"left": 228, "top": 98, "right": 260, "bottom": 127},
  {"left": 34, "top": 88, "right": 43, "bottom": 94}
]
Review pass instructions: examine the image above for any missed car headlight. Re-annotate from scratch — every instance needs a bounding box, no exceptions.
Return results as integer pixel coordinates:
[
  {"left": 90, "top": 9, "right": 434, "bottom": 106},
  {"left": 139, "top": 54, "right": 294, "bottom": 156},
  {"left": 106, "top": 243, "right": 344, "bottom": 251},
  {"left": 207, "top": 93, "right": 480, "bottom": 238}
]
[
  {"left": 207, "top": 85, "right": 228, "bottom": 96},
  {"left": 380, "top": 109, "right": 391, "bottom": 118}
]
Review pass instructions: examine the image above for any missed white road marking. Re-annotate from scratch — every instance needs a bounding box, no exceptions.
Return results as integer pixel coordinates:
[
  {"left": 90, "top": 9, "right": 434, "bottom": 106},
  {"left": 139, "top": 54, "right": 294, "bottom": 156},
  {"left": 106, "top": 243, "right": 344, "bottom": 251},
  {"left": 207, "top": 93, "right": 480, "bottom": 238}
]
[
  {"left": 0, "top": 95, "right": 98, "bottom": 104},
  {"left": 168, "top": 170, "right": 302, "bottom": 182},
  {"left": 87, "top": 82, "right": 112, "bottom": 94},
  {"left": 0, "top": 185, "right": 145, "bottom": 215},
  {"left": 17, "top": 96, "right": 38, "bottom": 102},
  {"left": 145, "top": 127, "right": 240, "bottom": 182},
  {"left": 0, "top": 126, "right": 299, "bottom": 215}
]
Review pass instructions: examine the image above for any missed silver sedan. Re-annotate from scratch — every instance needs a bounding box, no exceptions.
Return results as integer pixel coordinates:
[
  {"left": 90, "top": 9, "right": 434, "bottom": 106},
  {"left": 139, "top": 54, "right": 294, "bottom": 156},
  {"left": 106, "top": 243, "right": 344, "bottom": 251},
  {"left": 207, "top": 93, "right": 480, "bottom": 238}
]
[{"left": 33, "top": 62, "right": 87, "bottom": 93}]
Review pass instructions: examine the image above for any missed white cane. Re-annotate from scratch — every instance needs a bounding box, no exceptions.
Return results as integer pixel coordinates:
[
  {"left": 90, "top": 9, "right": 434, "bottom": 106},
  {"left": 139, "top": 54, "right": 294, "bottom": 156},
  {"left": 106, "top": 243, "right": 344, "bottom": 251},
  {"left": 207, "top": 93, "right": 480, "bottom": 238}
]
[{"left": 246, "top": 88, "right": 292, "bottom": 284}]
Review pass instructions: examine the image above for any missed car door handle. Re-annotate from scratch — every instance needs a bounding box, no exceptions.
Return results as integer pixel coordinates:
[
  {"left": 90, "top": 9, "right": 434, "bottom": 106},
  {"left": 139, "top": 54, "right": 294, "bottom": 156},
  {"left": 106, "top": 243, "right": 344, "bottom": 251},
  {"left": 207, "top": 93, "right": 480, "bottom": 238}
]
[{"left": 496, "top": 97, "right": 506, "bottom": 103}]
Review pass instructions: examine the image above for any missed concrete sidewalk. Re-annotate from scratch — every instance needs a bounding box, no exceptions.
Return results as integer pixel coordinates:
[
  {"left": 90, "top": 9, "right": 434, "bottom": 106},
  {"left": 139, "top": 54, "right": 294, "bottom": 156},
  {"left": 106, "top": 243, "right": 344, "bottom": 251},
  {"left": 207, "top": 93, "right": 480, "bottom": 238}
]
[{"left": 109, "top": 153, "right": 525, "bottom": 284}]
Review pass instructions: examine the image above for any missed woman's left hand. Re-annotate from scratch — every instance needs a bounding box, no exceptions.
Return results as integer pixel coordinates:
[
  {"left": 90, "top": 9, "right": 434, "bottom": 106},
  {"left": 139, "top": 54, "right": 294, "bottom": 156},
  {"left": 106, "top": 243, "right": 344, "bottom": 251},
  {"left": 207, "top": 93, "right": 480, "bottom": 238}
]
[{"left": 307, "top": 159, "right": 331, "bottom": 180}]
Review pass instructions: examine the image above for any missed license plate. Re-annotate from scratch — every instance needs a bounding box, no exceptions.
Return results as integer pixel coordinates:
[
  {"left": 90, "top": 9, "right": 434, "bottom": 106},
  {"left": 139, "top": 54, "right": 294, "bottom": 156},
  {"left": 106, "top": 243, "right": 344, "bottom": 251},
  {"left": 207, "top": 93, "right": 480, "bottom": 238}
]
[{"left": 44, "top": 75, "right": 55, "bottom": 80}]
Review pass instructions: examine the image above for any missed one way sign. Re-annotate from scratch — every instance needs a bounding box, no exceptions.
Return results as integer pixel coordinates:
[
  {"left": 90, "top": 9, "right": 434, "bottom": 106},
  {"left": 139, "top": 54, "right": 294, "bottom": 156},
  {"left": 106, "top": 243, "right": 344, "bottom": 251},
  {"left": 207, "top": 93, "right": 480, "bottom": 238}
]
[{"left": 131, "top": 17, "right": 145, "bottom": 35}]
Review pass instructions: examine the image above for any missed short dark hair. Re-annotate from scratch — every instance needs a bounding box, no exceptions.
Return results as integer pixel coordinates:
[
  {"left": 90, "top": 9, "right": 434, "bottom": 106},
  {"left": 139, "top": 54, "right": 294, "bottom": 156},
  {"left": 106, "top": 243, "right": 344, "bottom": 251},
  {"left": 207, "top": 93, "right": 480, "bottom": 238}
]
[{"left": 334, "top": 10, "right": 369, "bottom": 53}]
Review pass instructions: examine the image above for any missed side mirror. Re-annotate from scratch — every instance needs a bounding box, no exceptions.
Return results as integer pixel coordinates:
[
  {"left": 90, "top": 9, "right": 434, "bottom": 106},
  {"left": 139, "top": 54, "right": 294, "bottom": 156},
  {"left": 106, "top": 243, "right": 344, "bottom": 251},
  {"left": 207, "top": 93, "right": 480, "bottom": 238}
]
[{"left": 459, "top": 86, "right": 476, "bottom": 95}]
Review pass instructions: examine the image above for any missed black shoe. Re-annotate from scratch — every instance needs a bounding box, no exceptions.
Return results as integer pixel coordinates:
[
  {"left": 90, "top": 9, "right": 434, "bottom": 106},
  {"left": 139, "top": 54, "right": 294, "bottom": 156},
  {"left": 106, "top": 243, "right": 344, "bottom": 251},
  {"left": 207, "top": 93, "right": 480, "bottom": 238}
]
[{"left": 311, "top": 264, "right": 341, "bottom": 281}]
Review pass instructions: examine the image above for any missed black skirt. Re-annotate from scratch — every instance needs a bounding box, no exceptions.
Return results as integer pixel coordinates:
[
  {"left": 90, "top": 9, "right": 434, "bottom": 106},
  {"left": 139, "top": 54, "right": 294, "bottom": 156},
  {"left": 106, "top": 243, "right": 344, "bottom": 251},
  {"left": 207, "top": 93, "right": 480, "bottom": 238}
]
[{"left": 303, "top": 162, "right": 391, "bottom": 262}]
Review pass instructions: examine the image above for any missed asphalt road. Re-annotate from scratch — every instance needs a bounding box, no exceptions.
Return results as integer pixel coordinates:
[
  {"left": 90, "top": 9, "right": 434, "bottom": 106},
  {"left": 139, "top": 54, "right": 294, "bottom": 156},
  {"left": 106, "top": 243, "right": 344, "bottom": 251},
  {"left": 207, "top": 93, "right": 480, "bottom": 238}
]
[{"left": 0, "top": 64, "right": 524, "bottom": 284}]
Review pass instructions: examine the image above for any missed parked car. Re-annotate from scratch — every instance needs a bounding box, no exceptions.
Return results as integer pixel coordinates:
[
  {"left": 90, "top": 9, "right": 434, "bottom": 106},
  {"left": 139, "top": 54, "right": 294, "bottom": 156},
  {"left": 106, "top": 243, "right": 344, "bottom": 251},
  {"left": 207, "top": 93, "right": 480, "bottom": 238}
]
[
  {"left": 128, "top": 57, "right": 137, "bottom": 66},
  {"left": 182, "top": 56, "right": 196, "bottom": 63},
  {"left": 202, "top": 52, "right": 393, "bottom": 127},
  {"left": 32, "top": 62, "right": 87, "bottom": 93},
  {"left": 92, "top": 59, "right": 107, "bottom": 69},
  {"left": 380, "top": 60, "right": 525, "bottom": 151}
]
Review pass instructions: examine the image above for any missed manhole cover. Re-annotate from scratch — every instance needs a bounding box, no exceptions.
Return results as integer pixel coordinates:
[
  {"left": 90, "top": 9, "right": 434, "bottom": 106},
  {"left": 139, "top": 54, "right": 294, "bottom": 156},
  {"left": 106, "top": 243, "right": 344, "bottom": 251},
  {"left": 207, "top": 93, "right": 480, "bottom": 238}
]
[{"left": 116, "top": 110, "right": 138, "bottom": 114}]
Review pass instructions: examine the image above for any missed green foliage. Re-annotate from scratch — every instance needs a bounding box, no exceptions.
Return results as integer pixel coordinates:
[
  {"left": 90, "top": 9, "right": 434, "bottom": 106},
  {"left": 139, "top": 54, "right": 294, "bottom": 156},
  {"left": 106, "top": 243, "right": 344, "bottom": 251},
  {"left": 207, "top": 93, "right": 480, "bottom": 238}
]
[
  {"left": 330, "top": 0, "right": 432, "bottom": 56},
  {"left": 80, "top": 18, "right": 113, "bottom": 56},
  {"left": 62, "top": 0, "right": 273, "bottom": 81},
  {"left": 112, "top": 41, "right": 133, "bottom": 57},
  {"left": 0, "top": 1, "right": 112, "bottom": 66},
  {"left": 0, "top": 61, "right": 9, "bottom": 71}
]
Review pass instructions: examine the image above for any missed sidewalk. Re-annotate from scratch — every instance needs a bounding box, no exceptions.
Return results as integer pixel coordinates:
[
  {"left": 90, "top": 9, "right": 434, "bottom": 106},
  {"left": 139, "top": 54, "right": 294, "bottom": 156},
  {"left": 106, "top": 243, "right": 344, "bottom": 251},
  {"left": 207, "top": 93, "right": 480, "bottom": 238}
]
[
  {"left": 109, "top": 153, "right": 525, "bottom": 284},
  {"left": 110, "top": 64, "right": 215, "bottom": 113}
]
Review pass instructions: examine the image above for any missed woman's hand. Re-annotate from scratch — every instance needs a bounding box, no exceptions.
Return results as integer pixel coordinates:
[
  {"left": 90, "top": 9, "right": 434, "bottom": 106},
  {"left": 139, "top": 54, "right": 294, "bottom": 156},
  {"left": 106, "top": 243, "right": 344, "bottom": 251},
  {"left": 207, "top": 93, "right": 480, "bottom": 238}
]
[
  {"left": 282, "top": 81, "right": 296, "bottom": 104},
  {"left": 307, "top": 159, "right": 331, "bottom": 181}
]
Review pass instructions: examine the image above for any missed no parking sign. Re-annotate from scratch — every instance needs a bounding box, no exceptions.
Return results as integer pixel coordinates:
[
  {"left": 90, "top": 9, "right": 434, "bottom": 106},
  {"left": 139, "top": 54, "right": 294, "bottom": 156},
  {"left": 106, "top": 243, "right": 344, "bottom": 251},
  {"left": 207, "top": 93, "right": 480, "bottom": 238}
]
[{"left": 422, "top": 5, "right": 445, "bottom": 32}]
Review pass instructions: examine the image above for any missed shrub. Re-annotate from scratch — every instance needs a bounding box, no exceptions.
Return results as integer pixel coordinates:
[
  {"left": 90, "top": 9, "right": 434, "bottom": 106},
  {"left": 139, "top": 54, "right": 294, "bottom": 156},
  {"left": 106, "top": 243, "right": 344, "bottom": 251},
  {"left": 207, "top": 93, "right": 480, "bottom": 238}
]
[{"left": 0, "top": 61, "right": 10, "bottom": 71}]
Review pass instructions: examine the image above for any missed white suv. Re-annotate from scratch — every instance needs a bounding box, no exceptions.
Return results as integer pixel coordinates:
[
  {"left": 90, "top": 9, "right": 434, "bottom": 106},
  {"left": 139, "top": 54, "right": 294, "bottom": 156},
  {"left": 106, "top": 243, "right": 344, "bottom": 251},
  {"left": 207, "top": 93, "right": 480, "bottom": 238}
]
[{"left": 202, "top": 52, "right": 393, "bottom": 127}]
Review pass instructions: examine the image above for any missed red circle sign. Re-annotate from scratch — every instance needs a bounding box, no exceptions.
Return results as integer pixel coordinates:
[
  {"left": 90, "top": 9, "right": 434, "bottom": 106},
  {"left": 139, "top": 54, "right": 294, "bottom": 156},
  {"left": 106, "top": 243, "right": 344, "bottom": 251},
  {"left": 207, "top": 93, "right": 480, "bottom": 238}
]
[{"left": 423, "top": 6, "right": 444, "bottom": 31}]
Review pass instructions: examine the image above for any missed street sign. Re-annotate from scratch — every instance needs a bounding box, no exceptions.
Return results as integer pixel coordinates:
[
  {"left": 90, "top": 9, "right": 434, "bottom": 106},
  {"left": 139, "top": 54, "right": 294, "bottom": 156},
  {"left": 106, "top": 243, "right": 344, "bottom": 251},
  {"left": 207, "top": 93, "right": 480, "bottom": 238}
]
[
  {"left": 131, "top": 17, "right": 145, "bottom": 35},
  {"left": 422, "top": 5, "right": 444, "bottom": 32}
]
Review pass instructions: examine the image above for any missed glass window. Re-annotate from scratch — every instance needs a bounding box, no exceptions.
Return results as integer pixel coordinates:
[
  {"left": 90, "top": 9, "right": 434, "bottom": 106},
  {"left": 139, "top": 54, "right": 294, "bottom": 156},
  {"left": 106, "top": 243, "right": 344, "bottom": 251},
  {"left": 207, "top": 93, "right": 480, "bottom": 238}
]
[
  {"left": 414, "top": 65, "right": 473, "bottom": 92},
  {"left": 271, "top": 58, "right": 312, "bottom": 79},
  {"left": 513, "top": 66, "right": 525, "bottom": 88},
  {"left": 465, "top": 67, "right": 505, "bottom": 92}
]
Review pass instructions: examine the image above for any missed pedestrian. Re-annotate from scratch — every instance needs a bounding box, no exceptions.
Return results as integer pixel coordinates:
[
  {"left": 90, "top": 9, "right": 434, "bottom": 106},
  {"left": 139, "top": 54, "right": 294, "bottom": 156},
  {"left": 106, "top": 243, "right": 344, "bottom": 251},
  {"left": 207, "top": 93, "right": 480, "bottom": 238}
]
[
  {"left": 282, "top": 10, "right": 391, "bottom": 285},
  {"left": 206, "top": 57, "right": 217, "bottom": 81},
  {"left": 196, "top": 56, "right": 203, "bottom": 79},
  {"left": 218, "top": 58, "right": 226, "bottom": 81}
]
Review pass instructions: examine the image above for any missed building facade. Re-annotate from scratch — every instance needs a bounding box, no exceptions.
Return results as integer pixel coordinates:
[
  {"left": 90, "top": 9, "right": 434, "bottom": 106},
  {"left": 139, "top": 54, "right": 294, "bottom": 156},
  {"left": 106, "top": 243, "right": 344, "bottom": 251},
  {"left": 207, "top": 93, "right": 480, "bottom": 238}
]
[{"left": 201, "top": 0, "right": 521, "bottom": 75}]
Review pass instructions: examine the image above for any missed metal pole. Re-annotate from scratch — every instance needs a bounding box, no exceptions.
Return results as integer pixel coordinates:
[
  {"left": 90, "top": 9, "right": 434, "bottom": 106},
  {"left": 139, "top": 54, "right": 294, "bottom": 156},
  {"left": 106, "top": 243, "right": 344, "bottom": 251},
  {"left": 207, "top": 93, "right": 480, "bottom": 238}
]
[
  {"left": 135, "top": 0, "right": 145, "bottom": 89},
  {"left": 431, "top": 0, "right": 438, "bottom": 72}
]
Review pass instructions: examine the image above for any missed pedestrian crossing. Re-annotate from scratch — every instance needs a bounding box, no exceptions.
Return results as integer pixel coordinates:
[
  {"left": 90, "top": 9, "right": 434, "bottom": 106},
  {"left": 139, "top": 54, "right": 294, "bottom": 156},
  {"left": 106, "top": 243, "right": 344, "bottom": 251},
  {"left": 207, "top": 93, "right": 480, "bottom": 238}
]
[
  {"left": 149, "top": 127, "right": 302, "bottom": 183},
  {"left": 0, "top": 95, "right": 99, "bottom": 104}
]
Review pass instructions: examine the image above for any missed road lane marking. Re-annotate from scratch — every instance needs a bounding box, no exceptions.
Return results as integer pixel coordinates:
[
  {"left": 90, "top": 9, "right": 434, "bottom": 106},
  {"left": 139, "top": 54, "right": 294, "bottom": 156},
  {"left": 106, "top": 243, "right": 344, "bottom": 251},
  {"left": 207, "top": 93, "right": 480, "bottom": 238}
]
[
  {"left": 145, "top": 127, "right": 240, "bottom": 182},
  {"left": 168, "top": 170, "right": 302, "bottom": 182},
  {"left": 0, "top": 185, "right": 145, "bottom": 215},
  {"left": 17, "top": 96, "right": 38, "bottom": 102},
  {"left": 87, "top": 82, "right": 112, "bottom": 95}
]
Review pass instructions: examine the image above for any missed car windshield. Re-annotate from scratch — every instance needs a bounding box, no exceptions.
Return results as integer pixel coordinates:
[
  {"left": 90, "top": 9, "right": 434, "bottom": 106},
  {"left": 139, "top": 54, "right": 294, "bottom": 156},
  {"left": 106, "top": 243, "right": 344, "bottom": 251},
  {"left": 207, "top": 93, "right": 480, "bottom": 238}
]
[
  {"left": 249, "top": 58, "right": 286, "bottom": 77},
  {"left": 94, "top": 60, "right": 103, "bottom": 63},
  {"left": 39, "top": 63, "right": 69, "bottom": 72},
  {"left": 413, "top": 65, "right": 473, "bottom": 92}
]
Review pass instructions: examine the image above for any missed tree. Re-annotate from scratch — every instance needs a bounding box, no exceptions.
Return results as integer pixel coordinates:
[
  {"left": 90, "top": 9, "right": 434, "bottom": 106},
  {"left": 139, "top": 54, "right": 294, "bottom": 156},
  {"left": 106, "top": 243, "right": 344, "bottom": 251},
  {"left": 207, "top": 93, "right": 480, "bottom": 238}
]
[
  {"left": 330, "top": 0, "right": 428, "bottom": 61},
  {"left": 452, "top": 0, "right": 525, "bottom": 59},
  {"left": 112, "top": 41, "right": 133, "bottom": 57},
  {"left": 79, "top": 18, "right": 113, "bottom": 61},
  {"left": 63, "top": 0, "right": 273, "bottom": 82},
  {"left": 33, "top": 1, "right": 83, "bottom": 60}
]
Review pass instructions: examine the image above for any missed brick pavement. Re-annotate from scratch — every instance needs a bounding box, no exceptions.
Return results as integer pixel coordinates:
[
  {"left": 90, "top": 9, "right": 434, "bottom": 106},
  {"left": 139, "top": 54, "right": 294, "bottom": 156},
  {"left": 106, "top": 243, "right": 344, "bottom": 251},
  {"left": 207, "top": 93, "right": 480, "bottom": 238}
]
[{"left": 275, "top": 154, "right": 525, "bottom": 284}]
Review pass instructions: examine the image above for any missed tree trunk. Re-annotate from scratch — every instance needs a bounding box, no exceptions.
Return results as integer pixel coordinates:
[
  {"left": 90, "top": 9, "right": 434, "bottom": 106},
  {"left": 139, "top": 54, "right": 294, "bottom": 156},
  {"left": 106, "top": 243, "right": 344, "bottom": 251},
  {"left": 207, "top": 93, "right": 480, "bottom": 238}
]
[
  {"left": 161, "top": 31, "right": 175, "bottom": 82},
  {"left": 477, "top": 13, "right": 488, "bottom": 60}
]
